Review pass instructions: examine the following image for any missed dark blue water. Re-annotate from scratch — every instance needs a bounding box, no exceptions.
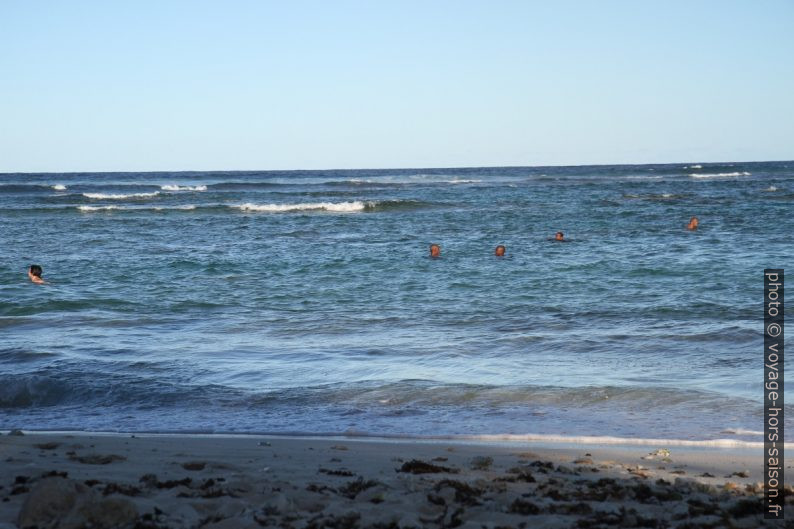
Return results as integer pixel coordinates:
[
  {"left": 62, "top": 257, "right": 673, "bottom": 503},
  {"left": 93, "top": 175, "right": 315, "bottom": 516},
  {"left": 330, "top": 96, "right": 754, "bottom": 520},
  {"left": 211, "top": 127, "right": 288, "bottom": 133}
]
[{"left": 1, "top": 162, "right": 792, "bottom": 442}]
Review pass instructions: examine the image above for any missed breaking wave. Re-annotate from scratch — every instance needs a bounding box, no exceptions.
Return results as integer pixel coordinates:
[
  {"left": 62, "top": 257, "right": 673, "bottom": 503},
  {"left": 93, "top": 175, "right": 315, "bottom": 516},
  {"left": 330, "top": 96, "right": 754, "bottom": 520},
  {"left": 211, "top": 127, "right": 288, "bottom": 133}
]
[
  {"left": 689, "top": 172, "right": 751, "bottom": 178},
  {"left": 161, "top": 184, "right": 208, "bottom": 192},
  {"left": 233, "top": 201, "right": 368, "bottom": 213},
  {"left": 83, "top": 192, "right": 161, "bottom": 200}
]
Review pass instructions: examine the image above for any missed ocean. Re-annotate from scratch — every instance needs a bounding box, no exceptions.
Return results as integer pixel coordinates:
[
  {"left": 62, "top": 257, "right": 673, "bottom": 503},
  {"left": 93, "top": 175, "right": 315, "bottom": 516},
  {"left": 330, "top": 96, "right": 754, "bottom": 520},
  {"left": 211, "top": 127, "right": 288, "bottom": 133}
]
[{"left": 1, "top": 161, "right": 791, "bottom": 443}]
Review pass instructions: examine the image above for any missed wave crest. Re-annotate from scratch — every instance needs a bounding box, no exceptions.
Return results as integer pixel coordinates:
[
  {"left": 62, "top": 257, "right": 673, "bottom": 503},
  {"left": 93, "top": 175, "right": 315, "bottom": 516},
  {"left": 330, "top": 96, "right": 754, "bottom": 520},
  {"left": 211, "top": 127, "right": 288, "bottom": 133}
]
[
  {"left": 233, "top": 201, "right": 368, "bottom": 213},
  {"left": 83, "top": 192, "right": 160, "bottom": 200},
  {"left": 161, "top": 184, "right": 208, "bottom": 192},
  {"left": 78, "top": 205, "right": 196, "bottom": 212},
  {"left": 689, "top": 172, "right": 751, "bottom": 178}
]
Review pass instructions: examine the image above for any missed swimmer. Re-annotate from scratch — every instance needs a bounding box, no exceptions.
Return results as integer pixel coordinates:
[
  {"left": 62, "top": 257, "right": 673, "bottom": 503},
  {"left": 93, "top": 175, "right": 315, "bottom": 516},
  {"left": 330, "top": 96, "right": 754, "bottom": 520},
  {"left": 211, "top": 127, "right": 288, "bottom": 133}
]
[
  {"left": 28, "top": 264, "right": 45, "bottom": 284},
  {"left": 687, "top": 216, "right": 699, "bottom": 230},
  {"left": 429, "top": 244, "right": 441, "bottom": 258},
  {"left": 494, "top": 245, "right": 506, "bottom": 257},
  {"left": 548, "top": 231, "right": 568, "bottom": 242}
]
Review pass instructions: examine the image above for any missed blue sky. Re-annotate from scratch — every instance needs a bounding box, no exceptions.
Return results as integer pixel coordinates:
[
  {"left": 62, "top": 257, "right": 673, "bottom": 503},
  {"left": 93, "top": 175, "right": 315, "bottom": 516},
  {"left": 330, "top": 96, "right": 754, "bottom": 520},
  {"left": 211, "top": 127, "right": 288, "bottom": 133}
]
[{"left": 1, "top": 1, "right": 792, "bottom": 172}]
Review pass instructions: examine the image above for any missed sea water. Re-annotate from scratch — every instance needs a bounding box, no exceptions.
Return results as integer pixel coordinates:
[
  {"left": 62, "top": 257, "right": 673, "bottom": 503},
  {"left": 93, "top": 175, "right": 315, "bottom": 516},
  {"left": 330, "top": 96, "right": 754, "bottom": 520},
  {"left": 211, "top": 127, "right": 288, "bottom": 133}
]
[{"left": 1, "top": 162, "right": 792, "bottom": 443}]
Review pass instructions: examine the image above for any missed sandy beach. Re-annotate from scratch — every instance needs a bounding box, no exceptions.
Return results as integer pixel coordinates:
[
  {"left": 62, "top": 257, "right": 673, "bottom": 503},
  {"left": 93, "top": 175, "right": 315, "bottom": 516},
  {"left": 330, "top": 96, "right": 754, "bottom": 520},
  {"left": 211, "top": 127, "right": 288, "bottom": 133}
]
[{"left": 0, "top": 431, "right": 784, "bottom": 528}]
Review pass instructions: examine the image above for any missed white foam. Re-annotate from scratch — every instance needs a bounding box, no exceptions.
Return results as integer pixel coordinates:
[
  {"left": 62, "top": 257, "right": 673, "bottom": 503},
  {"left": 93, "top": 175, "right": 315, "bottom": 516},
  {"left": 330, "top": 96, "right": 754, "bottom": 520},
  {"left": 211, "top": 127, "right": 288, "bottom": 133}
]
[
  {"left": 689, "top": 172, "right": 750, "bottom": 178},
  {"left": 83, "top": 192, "right": 160, "bottom": 199},
  {"left": 233, "top": 201, "right": 368, "bottom": 213},
  {"left": 685, "top": 164, "right": 703, "bottom": 169},
  {"left": 52, "top": 184, "right": 67, "bottom": 191},
  {"left": 161, "top": 184, "right": 208, "bottom": 192},
  {"left": 371, "top": 432, "right": 771, "bottom": 449},
  {"left": 155, "top": 205, "right": 197, "bottom": 210},
  {"left": 231, "top": 431, "right": 779, "bottom": 449},
  {"left": 78, "top": 205, "right": 120, "bottom": 212},
  {"left": 78, "top": 205, "right": 196, "bottom": 212},
  {"left": 766, "top": 185, "right": 778, "bottom": 192},
  {"left": 445, "top": 179, "right": 482, "bottom": 184}
]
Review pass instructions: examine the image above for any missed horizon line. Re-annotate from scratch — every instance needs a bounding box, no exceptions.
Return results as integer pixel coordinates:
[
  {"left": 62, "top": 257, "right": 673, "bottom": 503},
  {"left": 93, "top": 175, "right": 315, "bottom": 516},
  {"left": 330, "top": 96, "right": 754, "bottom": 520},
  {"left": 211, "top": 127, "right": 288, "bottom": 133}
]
[{"left": 1, "top": 158, "right": 791, "bottom": 175}]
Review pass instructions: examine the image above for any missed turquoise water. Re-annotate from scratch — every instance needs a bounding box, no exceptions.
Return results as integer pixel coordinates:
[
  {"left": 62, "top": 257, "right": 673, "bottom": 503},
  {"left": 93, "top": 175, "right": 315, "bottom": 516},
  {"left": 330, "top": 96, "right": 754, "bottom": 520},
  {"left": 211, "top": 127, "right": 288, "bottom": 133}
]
[{"left": 1, "top": 162, "right": 791, "bottom": 441}]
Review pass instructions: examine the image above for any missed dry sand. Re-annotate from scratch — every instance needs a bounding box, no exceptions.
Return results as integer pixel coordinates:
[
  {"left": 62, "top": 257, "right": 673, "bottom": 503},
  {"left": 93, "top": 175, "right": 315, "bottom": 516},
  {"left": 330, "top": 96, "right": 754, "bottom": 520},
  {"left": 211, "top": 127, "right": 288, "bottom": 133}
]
[{"left": 0, "top": 431, "right": 787, "bottom": 528}]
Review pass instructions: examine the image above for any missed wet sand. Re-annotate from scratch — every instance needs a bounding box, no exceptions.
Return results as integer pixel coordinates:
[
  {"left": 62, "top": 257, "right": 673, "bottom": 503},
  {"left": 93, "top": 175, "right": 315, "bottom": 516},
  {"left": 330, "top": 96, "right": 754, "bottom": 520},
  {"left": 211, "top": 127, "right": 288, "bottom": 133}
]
[{"left": 0, "top": 431, "right": 786, "bottom": 528}]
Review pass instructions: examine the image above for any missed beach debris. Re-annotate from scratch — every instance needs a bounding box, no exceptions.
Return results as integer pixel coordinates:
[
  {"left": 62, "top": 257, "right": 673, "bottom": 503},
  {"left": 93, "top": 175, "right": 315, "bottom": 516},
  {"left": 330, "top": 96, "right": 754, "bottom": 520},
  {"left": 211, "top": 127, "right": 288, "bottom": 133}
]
[
  {"left": 8, "top": 429, "right": 24, "bottom": 436},
  {"left": 627, "top": 465, "right": 651, "bottom": 479},
  {"left": 527, "top": 460, "right": 555, "bottom": 474},
  {"left": 139, "top": 474, "right": 192, "bottom": 489},
  {"left": 727, "top": 498, "right": 765, "bottom": 517},
  {"left": 573, "top": 457, "right": 594, "bottom": 465},
  {"left": 258, "top": 441, "right": 271, "bottom": 446},
  {"left": 330, "top": 445, "right": 348, "bottom": 451},
  {"left": 41, "top": 470, "right": 68, "bottom": 479},
  {"left": 181, "top": 461, "right": 206, "bottom": 471},
  {"left": 509, "top": 498, "right": 541, "bottom": 515},
  {"left": 496, "top": 466, "right": 536, "bottom": 483},
  {"left": 319, "top": 468, "right": 355, "bottom": 477},
  {"left": 302, "top": 511, "right": 360, "bottom": 529},
  {"left": 745, "top": 482, "right": 764, "bottom": 494},
  {"left": 337, "top": 478, "right": 380, "bottom": 499},
  {"left": 725, "top": 470, "right": 750, "bottom": 478},
  {"left": 101, "top": 482, "right": 142, "bottom": 496},
  {"left": 686, "top": 498, "right": 721, "bottom": 517},
  {"left": 555, "top": 464, "right": 577, "bottom": 475},
  {"left": 431, "top": 456, "right": 448, "bottom": 462},
  {"left": 641, "top": 448, "right": 671, "bottom": 462},
  {"left": 547, "top": 501, "right": 593, "bottom": 515},
  {"left": 434, "top": 479, "right": 483, "bottom": 506},
  {"left": 469, "top": 456, "right": 493, "bottom": 470},
  {"left": 397, "top": 459, "right": 459, "bottom": 474},
  {"left": 699, "top": 472, "right": 715, "bottom": 478},
  {"left": 69, "top": 453, "right": 126, "bottom": 465},
  {"left": 356, "top": 486, "right": 385, "bottom": 504},
  {"left": 34, "top": 442, "right": 60, "bottom": 450},
  {"left": 512, "top": 451, "right": 540, "bottom": 459},
  {"left": 306, "top": 483, "right": 336, "bottom": 495}
]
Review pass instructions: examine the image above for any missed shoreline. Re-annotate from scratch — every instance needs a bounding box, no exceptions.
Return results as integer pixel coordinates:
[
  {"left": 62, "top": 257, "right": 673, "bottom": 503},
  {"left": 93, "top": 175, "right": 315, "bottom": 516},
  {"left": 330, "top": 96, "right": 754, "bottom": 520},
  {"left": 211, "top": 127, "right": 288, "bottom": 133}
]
[
  {"left": 2, "top": 430, "right": 784, "bottom": 528},
  {"left": 1, "top": 429, "right": 772, "bottom": 449}
]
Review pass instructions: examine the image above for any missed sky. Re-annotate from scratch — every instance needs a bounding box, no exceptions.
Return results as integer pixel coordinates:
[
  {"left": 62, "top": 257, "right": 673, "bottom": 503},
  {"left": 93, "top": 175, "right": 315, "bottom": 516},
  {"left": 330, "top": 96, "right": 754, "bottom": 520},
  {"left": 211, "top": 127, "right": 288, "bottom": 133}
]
[{"left": 1, "top": 1, "right": 792, "bottom": 172}]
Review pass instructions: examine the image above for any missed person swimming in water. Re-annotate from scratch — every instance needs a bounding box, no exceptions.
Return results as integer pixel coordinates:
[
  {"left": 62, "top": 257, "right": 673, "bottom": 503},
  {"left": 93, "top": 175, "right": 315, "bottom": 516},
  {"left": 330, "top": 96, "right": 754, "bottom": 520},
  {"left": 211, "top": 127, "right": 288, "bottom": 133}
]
[
  {"left": 549, "top": 231, "right": 568, "bottom": 242},
  {"left": 687, "top": 216, "right": 699, "bottom": 230},
  {"left": 28, "top": 264, "right": 45, "bottom": 284},
  {"left": 494, "top": 245, "right": 506, "bottom": 256},
  {"left": 429, "top": 244, "right": 441, "bottom": 258}
]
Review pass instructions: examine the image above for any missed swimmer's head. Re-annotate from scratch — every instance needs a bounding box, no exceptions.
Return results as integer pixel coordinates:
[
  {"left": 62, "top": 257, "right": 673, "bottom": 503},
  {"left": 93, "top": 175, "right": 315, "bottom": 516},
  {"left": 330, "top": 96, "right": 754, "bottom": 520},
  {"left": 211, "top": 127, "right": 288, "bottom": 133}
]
[
  {"left": 29, "top": 264, "right": 42, "bottom": 278},
  {"left": 429, "top": 244, "right": 441, "bottom": 258},
  {"left": 687, "top": 216, "right": 699, "bottom": 230},
  {"left": 555, "top": 232, "right": 564, "bottom": 241},
  {"left": 495, "top": 245, "right": 506, "bottom": 257}
]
